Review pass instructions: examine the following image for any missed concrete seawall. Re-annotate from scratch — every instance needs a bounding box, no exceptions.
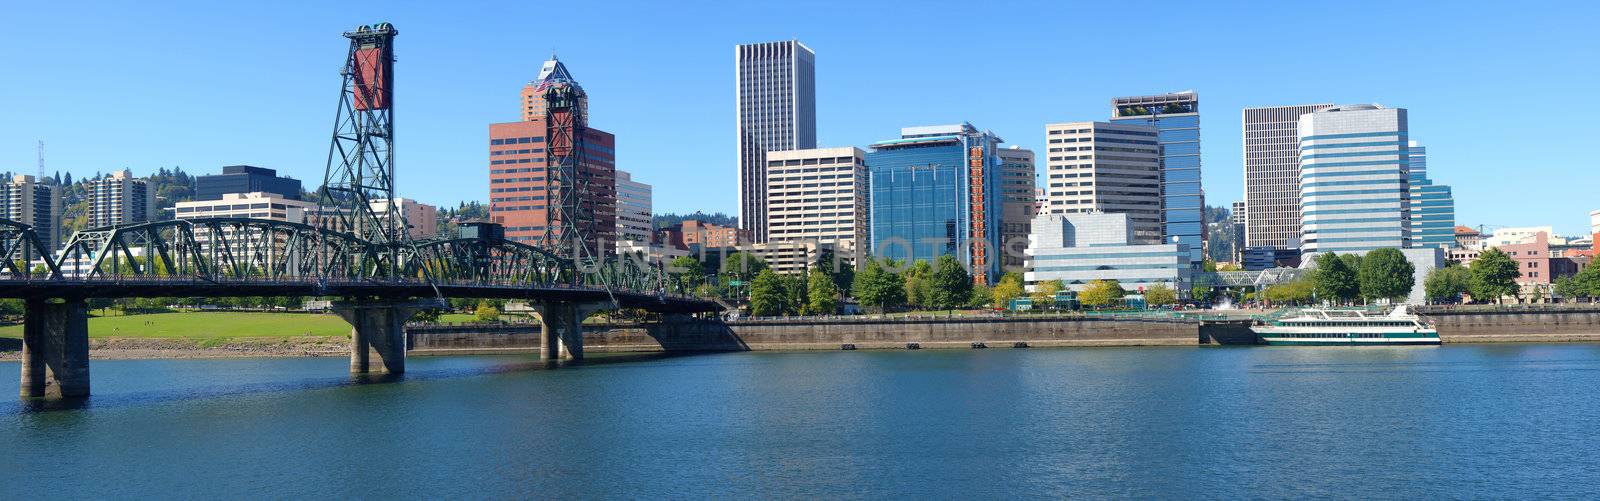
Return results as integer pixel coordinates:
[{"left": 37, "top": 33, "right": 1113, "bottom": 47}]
[
  {"left": 1419, "top": 305, "right": 1600, "bottom": 343},
  {"left": 408, "top": 315, "right": 1206, "bottom": 355}
]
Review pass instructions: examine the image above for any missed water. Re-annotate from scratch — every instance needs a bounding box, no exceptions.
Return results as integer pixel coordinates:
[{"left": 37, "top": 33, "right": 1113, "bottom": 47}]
[{"left": 3, "top": 345, "right": 1600, "bottom": 498}]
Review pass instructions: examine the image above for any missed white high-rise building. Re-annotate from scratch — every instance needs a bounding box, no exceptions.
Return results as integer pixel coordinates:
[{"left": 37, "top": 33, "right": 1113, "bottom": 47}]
[
  {"left": 1242, "top": 104, "right": 1333, "bottom": 250},
  {"left": 615, "top": 170, "right": 652, "bottom": 244},
  {"left": 1298, "top": 105, "right": 1411, "bottom": 254},
  {"left": 736, "top": 40, "right": 816, "bottom": 243},
  {"left": 88, "top": 169, "right": 155, "bottom": 228},
  {"left": 1, "top": 174, "right": 61, "bottom": 252},
  {"left": 764, "top": 147, "right": 868, "bottom": 261},
  {"left": 1042, "top": 121, "right": 1163, "bottom": 244}
]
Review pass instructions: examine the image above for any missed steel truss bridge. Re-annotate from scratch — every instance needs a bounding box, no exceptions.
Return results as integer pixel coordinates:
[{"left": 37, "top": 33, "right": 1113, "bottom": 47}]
[{"left": 1, "top": 217, "right": 717, "bottom": 313}]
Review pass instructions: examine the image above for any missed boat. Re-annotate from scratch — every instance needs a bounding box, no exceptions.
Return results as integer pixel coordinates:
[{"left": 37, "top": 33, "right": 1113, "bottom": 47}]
[{"left": 1253, "top": 305, "right": 1439, "bottom": 346}]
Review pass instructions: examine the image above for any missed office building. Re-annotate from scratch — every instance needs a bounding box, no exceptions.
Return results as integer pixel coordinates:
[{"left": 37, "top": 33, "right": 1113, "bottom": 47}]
[
  {"left": 1024, "top": 212, "right": 1191, "bottom": 293},
  {"left": 1, "top": 175, "right": 61, "bottom": 251},
  {"left": 522, "top": 56, "right": 587, "bottom": 124},
  {"left": 736, "top": 40, "right": 817, "bottom": 243},
  {"left": 868, "top": 123, "right": 1006, "bottom": 284},
  {"left": 488, "top": 56, "right": 617, "bottom": 254},
  {"left": 1297, "top": 105, "right": 1411, "bottom": 254},
  {"left": 701, "top": 240, "right": 836, "bottom": 277},
  {"left": 679, "top": 220, "right": 749, "bottom": 248},
  {"left": 1454, "top": 225, "right": 1483, "bottom": 250},
  {"left": 174, "top": 192, "right": 317, "bottom": 222},
  {"left": 765, "top": 147, "right": 868, "bottom": 260},
  {"left": 1111, "top": 91, "right": 1205, "bottom": 264},
  {"left": 371, "top": 198, "right": 438, "bottom": 239},
  {"left": 997, "top": 146, "right": 1037, "bottom": 271},
  {"left": 1406, "top": 141, "right": 1456, "bottom": 249},
  {"left": 194, "top": 165, "right": 303, "bottom": 201},
  {"left": 88, "top": 169, "right": 155, "bottom": 228},
  {"left": 1486, "top": 226, "right": 1562, "bottom": 248},
  {"left": 1231, "top": 201, "right": 1247, "bottom": 263},
  {"left": 1242, "top": 104, "right": 1333, "bottom": 250},
  {"left": 615, "top": 170, "right": 652, "bottom": 244},
  {"left": 1042, "top": 121, "right": 1162, "bottom": 244}
]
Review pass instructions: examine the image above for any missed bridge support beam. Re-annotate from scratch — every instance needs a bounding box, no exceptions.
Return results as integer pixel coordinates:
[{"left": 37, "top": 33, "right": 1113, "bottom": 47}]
[
  {"left": 333, "top": 300, "right": 425, "bottom": 375},
  {"left": 538, "top": 302, "right": 607, "bottom": 361},
  {"left": 20, "top": 298, "right": 90, "bottom": 399}
]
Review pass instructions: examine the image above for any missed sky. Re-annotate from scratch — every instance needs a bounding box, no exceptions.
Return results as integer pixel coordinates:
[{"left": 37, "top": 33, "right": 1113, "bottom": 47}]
[{"left": 3, "top": 1, "right": 1597, "bottom": 235}]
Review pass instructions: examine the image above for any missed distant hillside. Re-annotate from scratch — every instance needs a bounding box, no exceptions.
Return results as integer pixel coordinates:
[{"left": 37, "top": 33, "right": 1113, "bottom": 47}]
[{"left": 652, "top": 211, "right": 738, "bottom": 230}]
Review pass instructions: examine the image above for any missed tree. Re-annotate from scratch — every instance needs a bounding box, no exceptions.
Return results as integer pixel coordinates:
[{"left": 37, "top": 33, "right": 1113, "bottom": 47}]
[
  {"left": 1263, "top": 277, "right": 1315, "bottom": 305},
  {"left": 1191, "top": 273, "right": 1216, "bottom": 304},
  {"left": 1424, "top": 264, "right": 1472, "bottom": 304},
  {"left": 1312, "top": 252, "right": 1360, "bottom": 304},
  {"left": 1562, "top": 265, "right": 1600, "bottom": 300},
  {"left": 1079, "top": 279, "right": 1124, "bottom": 309},
  {"left": 1470, "top": 248, "right": 1520, "bottom": 304},
  {"left": 806, "top": 268, "right": 840, "bottom": 315},
  {"left": 782, "top": 273, "right": 808, "bottom": 315},
  {"left": 1202, "top": 259, "right": 1219, "bottom": 273},
  {"left": 992, "top": 273, "right": 1025, "bottom": 309},
  {"left": 720, "top": 252, "right": 768, "bottom": 283},
  {"left": 1144, "top": 284, "right": 1178, "bottom": 307},
  {"left": 1031, "top": 279, "right": 1065, "bottom": 305},
  {"left": 928, "top": 255, "right": 973, "bottom": 310},
  {"left": 1358, "top": 248, "right": 1415, "bottom": 302},
  {"left": 749, "top": 269, "right": 788, "bottom": 317},
  {"left": 667, "top": 256, "right": 704, "bottom": 293},
  {"left": 902, "top": 260, "right": 934, "bottom": 308},
  {"left": 968, "top": 283, "right": 992, "bottom": 309},
  {"left": 852, "top": 258, "right": 905, "bottom": 312},
  {"left": 474, "top": 301, "right": 500, "bottom": 322}
]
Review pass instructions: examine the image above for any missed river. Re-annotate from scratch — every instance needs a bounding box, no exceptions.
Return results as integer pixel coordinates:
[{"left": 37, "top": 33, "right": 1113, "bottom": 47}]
[{"left": 3, "top": 345, "right": 1599, "bottom": 498}]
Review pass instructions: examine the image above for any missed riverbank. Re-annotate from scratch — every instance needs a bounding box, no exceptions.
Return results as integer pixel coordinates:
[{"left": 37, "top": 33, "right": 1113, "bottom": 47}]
[{"left": 0, "top": 336, "right": 348, "bottom": 361}]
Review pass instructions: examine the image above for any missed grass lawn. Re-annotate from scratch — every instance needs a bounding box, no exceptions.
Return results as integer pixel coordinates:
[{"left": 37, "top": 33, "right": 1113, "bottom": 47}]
[{"left": 0, "top": 311, "right": 352, "bottom": 339}]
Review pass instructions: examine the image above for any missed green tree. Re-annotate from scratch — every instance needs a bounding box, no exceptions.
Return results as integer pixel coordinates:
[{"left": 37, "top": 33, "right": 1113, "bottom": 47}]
[
  {"left": 667, "top": 256, "right": 704, "bottom": 293},
  {"left": 1358, "top": 248, "right": 1416, "bottom": 301},
  {"left": 1264, "top": 277, "right": 1315, "bottom": 305},
  {"left": 852, "top": 258, "right": 906, "bottom": 312},
  {"left": 1202, "top": 258, "right": 1219, "bottom": 273},
  {"left": 806, "top": 268, "right": 840, "bottom": 315},
  {"left": 992, "top": 272, "right": 1025, "bottom": 309},
  {"left": 749, "top": 269, "right": 788, "bottom": 317},
  {"left": 720, "top": 252, "right": 768, "bottom": 284},
  {"left": 1191, "top": 273, "right": 1216, "bottom": 303},
  {"left": 1031, "top": 279, "right": 1065, "bottom": 305},
  {"left": 1144, "top": 283, "right": 1178, "bottom": 307},
  {"left": 782, "top": 273, "right": 808, "bottom": 315},
  {"left": 1079, "top": 279, "right": 1124, "bottom": 309},
  {"left": 928, "top": 255, "right": 973, "bottom": 310},
  {"left": 902, "top": 260, "right": 934, "bottom": 308},
  {"left": 474, "top": 301, "right": 500, "bottom": 322},
  {"left": 968, "top": 283, "right": 992, "bottom": 309},
  {"left": 1312, "top": 252, "right": 1360, "bottom": 304},
  {"left": 1424, "top": 264, "right": 1472, "bottom": 304},
  {"left": 1469, "top": 248, "right": 1520, "bottom": 304}
]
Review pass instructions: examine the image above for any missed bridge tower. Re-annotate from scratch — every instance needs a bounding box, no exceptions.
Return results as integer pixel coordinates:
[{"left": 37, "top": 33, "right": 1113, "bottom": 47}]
[
  {"left": 537, "top": 59, "right": 602, "bottom": 273},
  {"left": 317, "top": 22, "right": 409, "bottom": 279}
]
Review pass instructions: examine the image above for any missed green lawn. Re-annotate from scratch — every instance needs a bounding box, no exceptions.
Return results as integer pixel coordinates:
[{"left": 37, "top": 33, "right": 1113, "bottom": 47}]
[{"left": 0, "top": 312, "right": 352, "bottom": 339}]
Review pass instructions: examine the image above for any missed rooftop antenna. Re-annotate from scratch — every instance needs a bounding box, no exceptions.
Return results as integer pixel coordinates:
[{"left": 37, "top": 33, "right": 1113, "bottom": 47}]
[{"left": 36, "top": 140, "right": 44, "bottom": 180}]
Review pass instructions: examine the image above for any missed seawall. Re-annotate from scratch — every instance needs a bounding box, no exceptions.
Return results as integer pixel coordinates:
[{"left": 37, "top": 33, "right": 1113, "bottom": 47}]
[
  {"left": 407, "top": 315, "right": 1208, "bottom": 355},
  {"left": 1419, "top": 305, "right": 1600, "bottom": 343}
]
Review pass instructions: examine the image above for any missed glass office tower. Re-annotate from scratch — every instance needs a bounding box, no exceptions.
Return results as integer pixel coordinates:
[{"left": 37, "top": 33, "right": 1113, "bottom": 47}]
[
  {"left": 1111, "top": 91, "right": 1204, "bottom": 265},
  {"left": 1406, "top": 141, "right": 1456, "bottom": 249},
  {"left": 867, "top": 123, "right": 1004, "bottom": 284}
]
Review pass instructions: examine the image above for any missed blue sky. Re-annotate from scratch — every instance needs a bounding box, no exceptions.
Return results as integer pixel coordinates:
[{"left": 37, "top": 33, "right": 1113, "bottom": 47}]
[{"left": 3, "top": 1, "right": 1597, "bottom": 235}]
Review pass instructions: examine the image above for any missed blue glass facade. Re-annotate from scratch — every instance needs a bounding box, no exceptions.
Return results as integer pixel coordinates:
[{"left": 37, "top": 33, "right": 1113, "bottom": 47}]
[
  {"left": 1406, "top": 145, "right": 1456, "bottom": 249},
  {"left": 1111, "top": 93, "right": 1204, "bottom": 265},
  {"left": 867, "top": 125, "right": 1004, "bottom": 284}
]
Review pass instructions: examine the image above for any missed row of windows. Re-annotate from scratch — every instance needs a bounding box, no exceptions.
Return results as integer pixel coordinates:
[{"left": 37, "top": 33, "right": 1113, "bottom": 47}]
[
  {"left": 490, "top": 137, "right": 545, "bottom": 145},
  {"left": 490, "top": 158, "right": 542, "bottom": 165},
  {"left": 491, "top": 148, "right": 544, "bottom": 156}
]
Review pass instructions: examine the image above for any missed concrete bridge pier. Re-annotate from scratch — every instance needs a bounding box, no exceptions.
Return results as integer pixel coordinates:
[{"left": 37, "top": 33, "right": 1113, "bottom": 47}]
[
  {"left": 538, "top": 301, "right": 608, "bottom": 361},
  {"left": 19, "top": 298, "right": 90, "bottom": 399},
  {"left": 334, "top": 300, "right": 428, "bottom": 375}
]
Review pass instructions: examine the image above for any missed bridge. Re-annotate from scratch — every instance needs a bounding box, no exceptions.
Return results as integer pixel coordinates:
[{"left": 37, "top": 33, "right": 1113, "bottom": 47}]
[{"left": 2, "top": 23, "right": 719, "bottom": 400}]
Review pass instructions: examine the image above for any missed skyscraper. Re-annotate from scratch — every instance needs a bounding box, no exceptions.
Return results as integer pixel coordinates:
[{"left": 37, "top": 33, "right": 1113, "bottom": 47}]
[
  {"left": 1042, "top": 121, "right": 1163, "bottom": 244},
  {"left": 1298, "top": 105, "right": 1411, "bottom": 254},
  {"left": 1406, "top": 141, "right": 1456, "bottom": 249},
  {"left": 195, "top": 165, "right": 303, "bottom": 201},
  {"left": 489, "top": 56, "right": 617, "bottom": 255},
  {"left": 1, "top": 174, "right": 61, "bottom": 251},
  {"left": 765, "top": 147, "right": 869, "bottom": 260},
  {"left": 1242, "top": 103, "right": 1333, "bottom": 250},
  {"left": 87, "top": 169, "right": 155, "bottom": 228},
  {"left": 615, "top": 170, "right": 653, "bottom": 245},
  {"left": 867, "top": 124, "right": 1005, "bottom": 284},
  {"left": 997, "top": 146, "right": 1037, "bottom": 271},
  {"left": 736, "top": 40, "right": 816, "bottom": 243},
  {"left": 1110, "top": 91, "right": 1204, "bottom": 264}
]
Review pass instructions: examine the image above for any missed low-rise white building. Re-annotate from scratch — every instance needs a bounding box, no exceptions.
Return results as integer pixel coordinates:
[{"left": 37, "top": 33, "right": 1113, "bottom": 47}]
[{"left": 1024, "top": 212, "right": 1190, "bottom": 292}]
